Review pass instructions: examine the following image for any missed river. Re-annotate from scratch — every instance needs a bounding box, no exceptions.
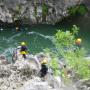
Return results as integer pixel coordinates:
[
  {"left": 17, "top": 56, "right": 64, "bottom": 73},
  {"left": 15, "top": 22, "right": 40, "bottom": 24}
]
[{"left": 0, "top": 16, "right": 90, "bottom": 61}]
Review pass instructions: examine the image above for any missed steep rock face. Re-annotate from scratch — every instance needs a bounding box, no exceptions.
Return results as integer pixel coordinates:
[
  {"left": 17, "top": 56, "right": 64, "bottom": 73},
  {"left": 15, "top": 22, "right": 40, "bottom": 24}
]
[
  {"left": 82, "top": 0, "right": 90, "bottom": 9},
  {"left": 0, "top": 0, "right": 83, "bottom": 24}
]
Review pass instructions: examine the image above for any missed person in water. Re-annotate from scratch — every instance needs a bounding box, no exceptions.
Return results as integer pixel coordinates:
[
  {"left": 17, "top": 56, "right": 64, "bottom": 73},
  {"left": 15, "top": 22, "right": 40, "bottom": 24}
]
[
  {"left": 40, "top": 59, "right": 48, "bottom": 78},
  {"left": 20, "top": 42, "right": 27, "bottom": 59},
  {"left": 75, "top": 38, "right": 82, "bottom": 49}
]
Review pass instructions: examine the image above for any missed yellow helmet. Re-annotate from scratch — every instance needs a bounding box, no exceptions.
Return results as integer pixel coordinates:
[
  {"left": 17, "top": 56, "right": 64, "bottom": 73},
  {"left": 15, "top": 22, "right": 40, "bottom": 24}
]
[
  {"left": 21, "top": 42, "right": 26, "bottom": 46},
  {"left": 41, "top": 59, "right": 47, "bottom": 64},
  {"left": 16, "top": 27, "right": 19, "bottom": 30},
  {"left": 76, "top": 38, "right": 82, "bottom": 43}
]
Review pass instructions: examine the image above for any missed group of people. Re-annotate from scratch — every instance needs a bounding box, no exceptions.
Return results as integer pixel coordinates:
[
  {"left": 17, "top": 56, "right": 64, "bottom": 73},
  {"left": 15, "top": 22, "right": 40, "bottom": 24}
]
[
  {"left": 20, "top": 38, "right": 82, "bottom": 59},
  {"left": 19, "top": 42, "right": 48, "bottom": 78},
  {"left": 18, "top": 38, "right": 82, "bottom": 78}
]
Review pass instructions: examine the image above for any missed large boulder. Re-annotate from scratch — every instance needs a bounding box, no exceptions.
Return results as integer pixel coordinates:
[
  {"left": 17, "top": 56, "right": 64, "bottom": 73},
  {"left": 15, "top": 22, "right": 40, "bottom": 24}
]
[
  {"left": 75, "top": 79, "right": 90, "bottom": 90},
  {"left": 0, "top": 0, "right": 83, "bottom": 24},
  {"left": 0, "top": 59, "right": 40, "bottom": 90},
  {"left": 0, "top": 55, "right": 9, "bottom": 65}
]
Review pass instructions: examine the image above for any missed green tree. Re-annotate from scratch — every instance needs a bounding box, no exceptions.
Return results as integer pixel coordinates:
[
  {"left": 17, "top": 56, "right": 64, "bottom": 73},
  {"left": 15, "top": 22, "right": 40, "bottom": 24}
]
[{"left": 52, "top": 25, "right": 90, "bottom": 79}]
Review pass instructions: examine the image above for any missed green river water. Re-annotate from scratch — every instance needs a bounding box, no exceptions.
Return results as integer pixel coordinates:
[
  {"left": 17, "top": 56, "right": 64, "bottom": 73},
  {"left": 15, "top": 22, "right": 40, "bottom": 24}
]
[{"left": 0, "top": 16, "right": 90, "bottom": 61}]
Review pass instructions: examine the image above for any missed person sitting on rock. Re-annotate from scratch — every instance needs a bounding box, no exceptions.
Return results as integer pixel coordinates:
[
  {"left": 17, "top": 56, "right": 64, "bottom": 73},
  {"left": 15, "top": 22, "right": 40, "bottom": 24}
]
[
  {"left": 40, "top": 59, "right": 48, "bottom": 78},
  {"left": 20, "top": 42, "right": 27, "bottom": 59}
]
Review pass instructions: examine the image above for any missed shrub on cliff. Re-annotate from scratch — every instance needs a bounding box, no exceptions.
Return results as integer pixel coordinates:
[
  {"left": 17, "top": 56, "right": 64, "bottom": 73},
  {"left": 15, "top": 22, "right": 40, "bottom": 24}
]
[
  {"left": 52, "top": 25, "right": 90, "bottom": 79},
  {"left": 68, "top": 4, "right": 88, "bottom": 16}
]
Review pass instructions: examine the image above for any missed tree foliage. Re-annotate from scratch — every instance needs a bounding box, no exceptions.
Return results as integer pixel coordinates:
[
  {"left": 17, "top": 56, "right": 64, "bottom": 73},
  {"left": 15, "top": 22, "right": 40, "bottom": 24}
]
[
  {"left": 53, "top": 25, "right": 90, "bottom": 79},
  {"left": 68, "top": 4, "right": 88, "bottom": 16}
]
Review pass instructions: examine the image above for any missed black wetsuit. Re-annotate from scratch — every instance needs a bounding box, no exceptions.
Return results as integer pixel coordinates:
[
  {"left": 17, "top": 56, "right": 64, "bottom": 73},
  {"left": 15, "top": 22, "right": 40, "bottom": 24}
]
[
  {"left": 40, "top": 64, "right": 48, "bottom": 77},
  {"left": 20, "top": 45, "right": 27, "bottom": 59}
]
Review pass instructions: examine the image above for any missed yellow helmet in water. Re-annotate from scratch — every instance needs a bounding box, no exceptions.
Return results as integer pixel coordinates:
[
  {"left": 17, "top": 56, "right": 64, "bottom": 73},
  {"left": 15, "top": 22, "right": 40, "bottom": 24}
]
[
  {"left": 21, "top": 42, "right": 26, "bottom": 46},
  {"left": 76, "top": 38, "right": 82, "bottom": 42},
  {"left": 76, "top": 38, "right": 82, "bottom": 44},
  {"left": 41, "top": 59, "right": 47, "bottom": 64}
]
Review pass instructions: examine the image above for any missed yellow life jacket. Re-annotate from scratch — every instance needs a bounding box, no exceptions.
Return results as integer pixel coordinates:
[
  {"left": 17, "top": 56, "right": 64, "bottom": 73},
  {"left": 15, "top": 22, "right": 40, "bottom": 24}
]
[{"left": 20, "top": 51, "right": 27, "bottom": 54}]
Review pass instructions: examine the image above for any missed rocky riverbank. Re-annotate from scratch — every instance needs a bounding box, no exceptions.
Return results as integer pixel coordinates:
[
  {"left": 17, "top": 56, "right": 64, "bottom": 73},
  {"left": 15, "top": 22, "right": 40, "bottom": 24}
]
[
  {"left": 0, "top": 51, "right": 77, "bottom": 90},
  {"left": 0, "top": 0, "right": 88, "bottom": 25},
  {"left": 0, "top": 53, "right": 58, "bottom": 90},
  {"left": 0, "top": 51, "right": 90, "bottom": 90}
]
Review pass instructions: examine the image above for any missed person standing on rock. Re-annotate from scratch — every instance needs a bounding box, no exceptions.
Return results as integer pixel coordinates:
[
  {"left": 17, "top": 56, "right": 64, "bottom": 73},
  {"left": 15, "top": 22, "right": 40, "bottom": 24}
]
[
  {"left": 40, "top": 59, "right": 48, "bottom": 78},
  {"left": 20, "top": 42, "right": 27, "bottom": 59}
]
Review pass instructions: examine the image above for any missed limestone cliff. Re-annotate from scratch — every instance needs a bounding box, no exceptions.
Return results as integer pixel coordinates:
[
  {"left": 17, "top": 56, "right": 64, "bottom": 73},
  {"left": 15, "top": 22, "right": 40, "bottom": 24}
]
[{"left": 0, "top": 0, "right": 85, "bottom": 24}]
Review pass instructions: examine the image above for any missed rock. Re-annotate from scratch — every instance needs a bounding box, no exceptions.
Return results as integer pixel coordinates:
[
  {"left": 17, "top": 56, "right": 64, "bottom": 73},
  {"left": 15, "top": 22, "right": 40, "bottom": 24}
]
[
  {"left": 82, "top": 0, "right": 90, "bottom": 10},
  {"left": 18, "top": 76, "right": 60, "bottom": 90},
  {"left": 75, "top": 79, "right": 90, "bottom": 90},
  {"left": 45, "top": 73, "right": 62, "bottom": 89},
  {"left": 0, "top": 0, "right": 83, "bottom": 24},
  {"left": 0, "top": 48, "right": 81, "bottom": 90},
  {"left": 0, "top": 57, "right": 41, "bottom": 90},
  {"left": 0, "top": 65, "right": 11, "bottom": 77},
  {"left": 0, "top": 51, "right": 63, "bottom": 90},
  {"left": 0, "top": 55, "right": 9, "bottom": 65}
]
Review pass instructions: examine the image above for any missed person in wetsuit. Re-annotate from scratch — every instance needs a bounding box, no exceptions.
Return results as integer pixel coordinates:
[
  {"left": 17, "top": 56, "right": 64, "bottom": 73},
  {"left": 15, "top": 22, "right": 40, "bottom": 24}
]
[
  {"left": 75, "top": 38, "right": 82, "bottom": 49},
  {"left": 20, "top": 42, "right": 27, "bottom": 59},
  {"left": 40, "top": 59, "right": 48, "bottom": 78}
]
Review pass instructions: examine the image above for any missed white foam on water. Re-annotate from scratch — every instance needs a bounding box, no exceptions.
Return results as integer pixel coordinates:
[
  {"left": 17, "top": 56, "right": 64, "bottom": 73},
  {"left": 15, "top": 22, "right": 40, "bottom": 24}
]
[
  {"left": 2, "top": 47, "right": 14, "bottom": 56},
  {"left": 27, "top": 31, "right": 53, "bottom": 40},
  {"left": 7, "top": 33, "right": 22, "bottom": 42}
]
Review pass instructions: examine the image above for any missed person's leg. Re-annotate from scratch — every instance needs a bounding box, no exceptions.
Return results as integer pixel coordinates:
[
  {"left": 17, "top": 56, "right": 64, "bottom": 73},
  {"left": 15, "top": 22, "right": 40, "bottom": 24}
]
[{"left": 23, "top": 54, "right": 26, "bottom": 59}]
